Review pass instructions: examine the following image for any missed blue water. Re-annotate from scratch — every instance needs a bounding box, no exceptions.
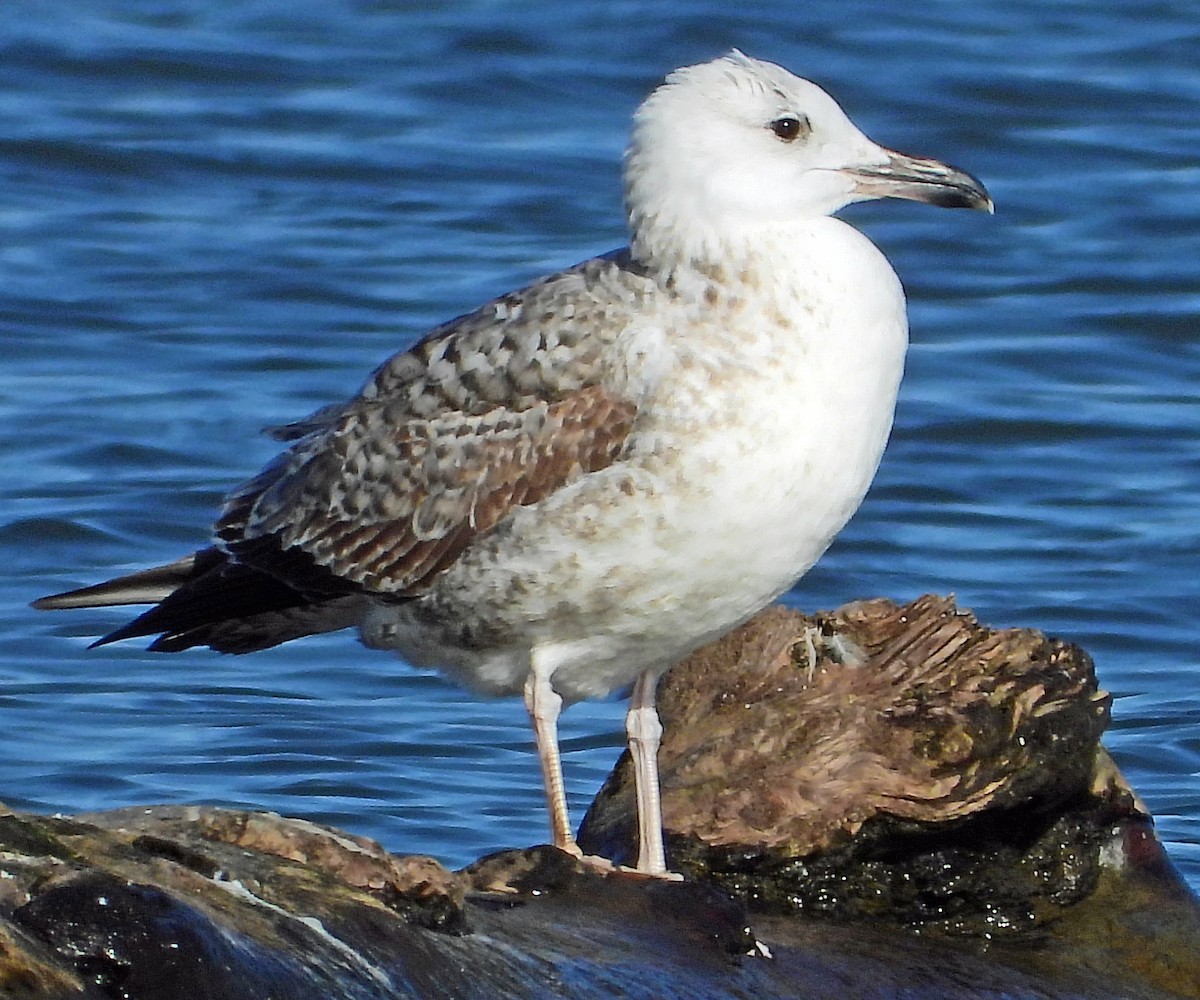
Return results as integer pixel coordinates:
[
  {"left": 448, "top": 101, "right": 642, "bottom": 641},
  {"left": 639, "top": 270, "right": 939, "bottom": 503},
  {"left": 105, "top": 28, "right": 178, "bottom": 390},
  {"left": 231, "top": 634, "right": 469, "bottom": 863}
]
[{"left": 3, "top": 2, "right": 1197, "bottom": 888}]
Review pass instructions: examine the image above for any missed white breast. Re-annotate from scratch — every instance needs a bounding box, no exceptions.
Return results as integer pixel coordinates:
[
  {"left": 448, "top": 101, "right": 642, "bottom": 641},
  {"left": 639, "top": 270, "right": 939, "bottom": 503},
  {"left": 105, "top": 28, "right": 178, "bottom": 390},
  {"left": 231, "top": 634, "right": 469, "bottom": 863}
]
[{"left": 621, "top": 216, "right": 908, "bottom": 632}]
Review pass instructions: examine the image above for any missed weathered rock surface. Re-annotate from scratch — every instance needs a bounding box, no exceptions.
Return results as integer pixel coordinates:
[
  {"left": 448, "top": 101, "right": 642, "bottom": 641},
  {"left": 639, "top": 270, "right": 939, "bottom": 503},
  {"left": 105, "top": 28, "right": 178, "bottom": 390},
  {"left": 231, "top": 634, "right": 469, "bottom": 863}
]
[{"left": 3, "top": 596, "right": 1198, "bottom": 999}]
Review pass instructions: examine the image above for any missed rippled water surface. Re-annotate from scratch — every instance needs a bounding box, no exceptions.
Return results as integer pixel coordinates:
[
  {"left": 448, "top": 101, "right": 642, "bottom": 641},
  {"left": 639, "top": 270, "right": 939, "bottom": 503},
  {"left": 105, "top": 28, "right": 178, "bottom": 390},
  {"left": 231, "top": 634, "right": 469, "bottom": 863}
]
[{"left": 3, "top": 2, "right": 1198, "bottom": 885}]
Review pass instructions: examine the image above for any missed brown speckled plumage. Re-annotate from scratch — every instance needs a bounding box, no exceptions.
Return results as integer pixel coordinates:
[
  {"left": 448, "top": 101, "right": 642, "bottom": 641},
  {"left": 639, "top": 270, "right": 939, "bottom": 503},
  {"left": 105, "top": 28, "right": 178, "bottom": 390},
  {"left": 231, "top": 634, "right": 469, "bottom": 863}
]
[
  {"left": 34, "top": 53, "right": 991, "bottom": 875},
  {"left": 222, "top": 384, "right": 637, "bottom": 595},
  {"left": 95, "top": 251, "right": 653, "bottom": 652}
]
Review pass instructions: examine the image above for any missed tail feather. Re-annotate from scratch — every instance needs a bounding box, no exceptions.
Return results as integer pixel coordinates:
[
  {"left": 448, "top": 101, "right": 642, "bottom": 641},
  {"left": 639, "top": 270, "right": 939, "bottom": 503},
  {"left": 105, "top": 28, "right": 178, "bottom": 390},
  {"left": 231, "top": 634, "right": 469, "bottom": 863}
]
[
  {"left": 32, "top": 553, "right": 209, "bottom": 610},
  {"left": 33, "top": 547, "right": 368, "bottom": 654}
]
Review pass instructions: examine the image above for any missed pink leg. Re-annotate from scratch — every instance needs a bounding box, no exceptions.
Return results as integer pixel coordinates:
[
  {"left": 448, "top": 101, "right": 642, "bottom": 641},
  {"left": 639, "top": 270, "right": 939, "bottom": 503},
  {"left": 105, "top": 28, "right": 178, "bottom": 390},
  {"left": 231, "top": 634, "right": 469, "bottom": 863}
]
[
  {"left": 626, "top": 670, "right": 668, "bottom": 875},
  {"left": 523, "top": 668, "right": 579, "bottom": 856}
]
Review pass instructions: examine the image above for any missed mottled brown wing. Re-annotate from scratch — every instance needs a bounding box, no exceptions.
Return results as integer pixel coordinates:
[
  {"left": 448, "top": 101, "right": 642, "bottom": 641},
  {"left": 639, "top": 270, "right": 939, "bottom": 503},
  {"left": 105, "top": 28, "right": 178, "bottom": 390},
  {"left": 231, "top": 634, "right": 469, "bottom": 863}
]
[
  {"left": 216, "top": 384, "right": 637, "bottom": 596},
  {"left": 31, "top": 251, "right": 654, "bottom": 654},
  {"left": 216, "top": 250, "right": 655, "bottom": 598}
]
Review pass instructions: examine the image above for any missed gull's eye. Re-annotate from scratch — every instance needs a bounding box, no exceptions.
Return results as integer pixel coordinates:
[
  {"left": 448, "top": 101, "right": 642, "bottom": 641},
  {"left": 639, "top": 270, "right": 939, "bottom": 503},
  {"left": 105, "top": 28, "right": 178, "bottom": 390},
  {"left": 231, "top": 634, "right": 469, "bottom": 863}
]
[{"left": 769, "top": 115, "right": 811, "bottom": 142}]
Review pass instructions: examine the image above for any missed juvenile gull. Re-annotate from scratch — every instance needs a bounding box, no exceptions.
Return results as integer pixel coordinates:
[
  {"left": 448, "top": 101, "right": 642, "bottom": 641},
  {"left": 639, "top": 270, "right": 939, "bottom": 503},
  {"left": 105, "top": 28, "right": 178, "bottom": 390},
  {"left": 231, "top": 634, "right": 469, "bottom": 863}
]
[{"left": 34, "top": 52, "right": 991, "bottom": 877}]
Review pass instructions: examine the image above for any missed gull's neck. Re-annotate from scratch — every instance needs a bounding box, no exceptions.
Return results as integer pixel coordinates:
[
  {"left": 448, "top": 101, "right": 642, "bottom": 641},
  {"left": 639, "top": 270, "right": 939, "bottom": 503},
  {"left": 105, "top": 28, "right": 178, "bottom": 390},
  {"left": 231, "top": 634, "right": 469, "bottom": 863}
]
[
  {"left": 628, "top": 214, "right": 842, "bottom": 299},
  {"left": 627, "top": 203, "right": 760, "bottom": 278}
]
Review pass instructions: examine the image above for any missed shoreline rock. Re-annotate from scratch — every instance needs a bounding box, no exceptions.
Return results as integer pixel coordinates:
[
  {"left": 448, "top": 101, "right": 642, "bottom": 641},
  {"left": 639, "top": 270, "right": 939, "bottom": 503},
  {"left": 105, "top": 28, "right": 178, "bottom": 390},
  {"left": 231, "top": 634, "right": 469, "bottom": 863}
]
[{"left": 3, "top": 596, "right": 1197, "bottom": 999}]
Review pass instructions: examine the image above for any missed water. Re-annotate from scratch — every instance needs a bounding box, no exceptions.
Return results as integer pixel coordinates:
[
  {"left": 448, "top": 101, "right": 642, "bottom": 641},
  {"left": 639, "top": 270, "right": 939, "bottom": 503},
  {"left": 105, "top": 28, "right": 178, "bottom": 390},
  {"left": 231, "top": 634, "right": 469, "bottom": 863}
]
[{"left": 3, "top": 2, "right": 1197, "bottom": 886}]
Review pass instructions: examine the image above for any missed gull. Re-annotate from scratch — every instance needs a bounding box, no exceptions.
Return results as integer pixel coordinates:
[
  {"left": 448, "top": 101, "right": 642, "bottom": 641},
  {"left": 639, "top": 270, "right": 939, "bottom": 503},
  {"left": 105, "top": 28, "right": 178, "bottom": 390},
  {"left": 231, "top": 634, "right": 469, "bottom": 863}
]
[{"left": 34, "top": 52, "right": 991, "bottom": 877}]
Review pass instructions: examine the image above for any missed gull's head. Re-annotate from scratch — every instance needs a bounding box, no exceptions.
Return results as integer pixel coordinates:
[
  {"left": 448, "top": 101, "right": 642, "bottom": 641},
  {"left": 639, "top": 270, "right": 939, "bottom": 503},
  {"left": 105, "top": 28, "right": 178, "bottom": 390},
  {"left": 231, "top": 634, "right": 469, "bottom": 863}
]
[{"left": 625, "top": 51, "right": 992, "bottom": 266}]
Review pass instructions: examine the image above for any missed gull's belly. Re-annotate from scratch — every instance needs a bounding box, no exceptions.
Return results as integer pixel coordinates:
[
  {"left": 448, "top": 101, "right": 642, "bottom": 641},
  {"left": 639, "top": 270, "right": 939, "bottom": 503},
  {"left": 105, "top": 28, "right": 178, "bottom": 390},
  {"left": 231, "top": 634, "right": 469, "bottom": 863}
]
[{"left": 363, "top": 329, "right": 903, "bottom": 703}]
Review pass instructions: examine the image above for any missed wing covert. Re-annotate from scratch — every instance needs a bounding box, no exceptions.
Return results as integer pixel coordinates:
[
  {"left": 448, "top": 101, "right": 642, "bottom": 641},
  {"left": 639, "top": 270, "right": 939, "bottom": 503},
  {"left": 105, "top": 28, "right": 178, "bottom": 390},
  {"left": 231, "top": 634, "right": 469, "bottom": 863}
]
[
  {"left": 218, "top": 386, "right": 636, "bottom": 595},
  {"left": 216, "top": 252, "right": 656, "bottom": 597}
]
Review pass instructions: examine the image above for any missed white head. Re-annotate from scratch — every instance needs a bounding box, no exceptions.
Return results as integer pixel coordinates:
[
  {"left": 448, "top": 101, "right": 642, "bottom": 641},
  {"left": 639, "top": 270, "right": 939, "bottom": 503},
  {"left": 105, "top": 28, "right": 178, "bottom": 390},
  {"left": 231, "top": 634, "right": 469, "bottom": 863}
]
[{"left": 624, "top": 51, "right": 991, "bottom": 267}]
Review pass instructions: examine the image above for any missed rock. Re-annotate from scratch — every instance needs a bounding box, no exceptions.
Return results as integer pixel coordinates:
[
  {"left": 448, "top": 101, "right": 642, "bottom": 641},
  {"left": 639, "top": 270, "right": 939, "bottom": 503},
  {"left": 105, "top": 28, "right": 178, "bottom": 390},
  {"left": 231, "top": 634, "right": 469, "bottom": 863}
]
[
  {"left": 579, "top": 595, "right": 1200, "bottom": 996},
  {"left": 3, "top": 596, "right": 1198, "bottom": 999}
]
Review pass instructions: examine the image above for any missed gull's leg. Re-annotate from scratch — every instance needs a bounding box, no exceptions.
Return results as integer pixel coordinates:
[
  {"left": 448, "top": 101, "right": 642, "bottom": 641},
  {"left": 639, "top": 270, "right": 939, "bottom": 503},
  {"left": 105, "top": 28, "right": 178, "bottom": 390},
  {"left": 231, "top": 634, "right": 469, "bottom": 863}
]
[
  {"left": 523, "top": 664, "right": 579, "bottom": 857},
  {"left": 627, "top": 670, "right": 673, "bottom": 877}
]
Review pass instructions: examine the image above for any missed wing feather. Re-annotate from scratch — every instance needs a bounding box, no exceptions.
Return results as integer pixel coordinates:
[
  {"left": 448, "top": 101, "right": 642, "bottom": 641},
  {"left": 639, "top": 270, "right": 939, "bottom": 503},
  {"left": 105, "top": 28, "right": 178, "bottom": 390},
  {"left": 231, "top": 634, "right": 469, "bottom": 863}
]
[
  {"left": 215, "top": 252, "right": 655, "bottom": 599},
  {"left": 219, "top": 385, "right": 637, "bottom": 595},
  {"left": 33, "top": 249, "right": 657, "bottom": 653}
]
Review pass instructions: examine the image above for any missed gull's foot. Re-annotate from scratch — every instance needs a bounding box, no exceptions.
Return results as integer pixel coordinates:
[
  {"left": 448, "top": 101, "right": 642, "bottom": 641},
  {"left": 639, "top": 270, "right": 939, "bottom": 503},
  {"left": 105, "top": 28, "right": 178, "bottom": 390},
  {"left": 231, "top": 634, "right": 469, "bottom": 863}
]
[
  {"left": 552, "top": 837, "right": 608, "bottom": 869},
  {"left": 564, "top": 843, "right": 685, "bottom": 881},
  {"left": 576, "top": 851, "right": 617, "bottom": 874},
  {"left": 614, "top": 865, "right": 685, "bottom": 882}
]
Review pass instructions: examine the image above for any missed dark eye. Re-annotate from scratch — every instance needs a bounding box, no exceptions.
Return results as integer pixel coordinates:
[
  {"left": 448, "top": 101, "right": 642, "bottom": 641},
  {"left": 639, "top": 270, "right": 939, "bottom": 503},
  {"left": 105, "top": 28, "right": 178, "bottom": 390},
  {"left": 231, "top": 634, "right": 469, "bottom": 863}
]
[{"left": 769, "top": 115, "right": 811, "bottom": 142}]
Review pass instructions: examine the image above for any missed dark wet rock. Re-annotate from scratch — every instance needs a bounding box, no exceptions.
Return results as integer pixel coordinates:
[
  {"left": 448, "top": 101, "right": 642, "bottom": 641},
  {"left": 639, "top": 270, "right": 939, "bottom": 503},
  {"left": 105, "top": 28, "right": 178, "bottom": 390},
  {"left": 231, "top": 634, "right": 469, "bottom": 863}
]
[
  {"left": 13, "top": 871, "right": 299, "bottom": 1000},
  {"left": 3, "top": 596, "right": 1199, "bottom": 998}
]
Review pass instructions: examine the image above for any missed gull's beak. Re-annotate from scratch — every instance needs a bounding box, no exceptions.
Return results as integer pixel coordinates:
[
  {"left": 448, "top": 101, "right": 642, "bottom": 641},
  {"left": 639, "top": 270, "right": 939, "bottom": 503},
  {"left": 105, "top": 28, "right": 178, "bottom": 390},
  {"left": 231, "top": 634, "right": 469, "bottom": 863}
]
[{"left": 847, "top": 148, "right": 994, "bottom": 213}]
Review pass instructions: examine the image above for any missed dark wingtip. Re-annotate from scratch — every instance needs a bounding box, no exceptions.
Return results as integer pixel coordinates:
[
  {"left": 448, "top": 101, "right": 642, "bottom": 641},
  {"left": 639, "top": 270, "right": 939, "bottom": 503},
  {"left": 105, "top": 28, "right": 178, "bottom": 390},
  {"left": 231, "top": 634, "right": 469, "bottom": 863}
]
[{"left": 87, "top": 616, "right": 159, "bottom": 649}]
